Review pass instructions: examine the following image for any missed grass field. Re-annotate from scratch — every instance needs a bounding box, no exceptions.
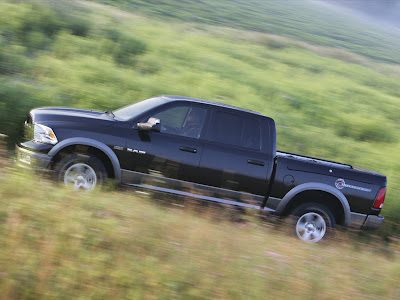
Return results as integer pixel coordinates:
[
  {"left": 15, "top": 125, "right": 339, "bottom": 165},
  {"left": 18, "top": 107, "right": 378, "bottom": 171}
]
[
  {"left": 1, "top": 1, "right": 400, "bottom": 297},
  {"left": 0, "top": 165, "right": 399, "bottom": 299}
]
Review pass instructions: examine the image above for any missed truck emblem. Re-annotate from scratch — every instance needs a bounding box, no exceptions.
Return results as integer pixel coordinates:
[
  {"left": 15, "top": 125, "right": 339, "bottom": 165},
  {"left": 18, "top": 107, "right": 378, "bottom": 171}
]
[
  {"left": 335, "top": 178, "right": 371, "bottom": 192},
  {"left": 335, "top": 179, "right": 345, "bottom": 189},
  {"left": 127, "top": 148, "right": 146, "bottom": 154}
]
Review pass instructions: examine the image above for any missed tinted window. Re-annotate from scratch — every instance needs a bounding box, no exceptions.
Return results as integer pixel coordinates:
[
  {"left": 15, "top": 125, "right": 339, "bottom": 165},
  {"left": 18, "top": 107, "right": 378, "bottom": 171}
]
[
  {"left": 154, "top": 106, "right": 188, "bottom": 129},
  {"left": 211, "top": 111, "right": 260, "bottom": 150},
  {"left": 152, "top": 105, "right": 207, "bottom": 139},
  {"left": 242, "top": 118, "right": 261, "bottom": 150}
]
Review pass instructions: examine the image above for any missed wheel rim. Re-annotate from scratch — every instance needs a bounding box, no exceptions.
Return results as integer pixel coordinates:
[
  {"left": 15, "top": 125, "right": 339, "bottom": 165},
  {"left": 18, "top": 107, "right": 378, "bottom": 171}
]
[
  {"left": 64, "top": 163, "right": 97, "bottom": 190},
  {"left": 296, "top": 212, "right": 327, "bottom": 243}
]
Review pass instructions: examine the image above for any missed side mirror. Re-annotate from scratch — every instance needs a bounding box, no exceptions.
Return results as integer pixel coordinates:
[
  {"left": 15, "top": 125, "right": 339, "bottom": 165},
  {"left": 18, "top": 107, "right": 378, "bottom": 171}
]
[{"left": 137, "top": 117, "right": 161, "bottom": 132}]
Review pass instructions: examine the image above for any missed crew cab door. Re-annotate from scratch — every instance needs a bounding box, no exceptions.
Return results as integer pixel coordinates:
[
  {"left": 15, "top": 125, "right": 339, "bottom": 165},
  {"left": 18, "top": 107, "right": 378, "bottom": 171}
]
[
  {"left": 122, "top": 102, "right": 209, "bottom": 191},
  {"left": 198, "top": 109, "right": 272, "bottom": 204}
]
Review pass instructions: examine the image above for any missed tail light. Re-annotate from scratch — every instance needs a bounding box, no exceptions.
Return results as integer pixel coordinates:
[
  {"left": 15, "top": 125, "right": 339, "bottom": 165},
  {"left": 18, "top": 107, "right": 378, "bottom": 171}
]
[{"left": 373, "top": 187, "right": 386, "bottom": 209}]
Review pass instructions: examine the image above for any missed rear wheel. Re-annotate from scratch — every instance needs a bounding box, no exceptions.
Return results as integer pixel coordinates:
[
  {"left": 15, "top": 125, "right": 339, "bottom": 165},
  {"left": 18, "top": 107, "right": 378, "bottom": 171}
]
[
  {"left": 290, "top": 203, "right": 335, "bottom": 243},
  {"left": 55, "top": 153, "right": 107, "bottom": 191}
]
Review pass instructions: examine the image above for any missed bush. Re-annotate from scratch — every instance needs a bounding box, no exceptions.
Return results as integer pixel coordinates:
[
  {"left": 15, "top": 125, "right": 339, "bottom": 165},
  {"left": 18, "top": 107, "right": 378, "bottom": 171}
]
[
  {"left": 265, "top": 38, "right": 289, "bottom": 50},
  {"left": 16, "top": 0, "right": 92, "bottom": 54},
  {"left": 103, "top": 28, "right": 122, "bottom": 42},
  {"left": 19, "top": 5, "right": 61, "bottom": 40},
  {"left": 61, "top": 14, "right": 92, "bottom": 37},
  {"left": 336, "top": 117, "right": 395, "bottom": 143},
  {"left": 0, "top": 45, "right": 28, "bottom": 75},
  {"left": 0, "top": 79, "right": 56, "bottom": 148},
  {"left": 113, "top": 36, "right": 147, "bottom": 66},
  {"left": 0, "top": 49, "right": 16, "bottom": 75},
  {"left": 0, "top": 83, "right": 32, "bottom": 147}
]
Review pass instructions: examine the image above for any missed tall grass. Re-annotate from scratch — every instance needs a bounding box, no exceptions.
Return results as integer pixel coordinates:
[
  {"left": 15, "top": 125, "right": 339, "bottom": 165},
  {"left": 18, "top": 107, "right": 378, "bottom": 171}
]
[{"left": 0, "top": 167, "right": 399, "bottom": 299}]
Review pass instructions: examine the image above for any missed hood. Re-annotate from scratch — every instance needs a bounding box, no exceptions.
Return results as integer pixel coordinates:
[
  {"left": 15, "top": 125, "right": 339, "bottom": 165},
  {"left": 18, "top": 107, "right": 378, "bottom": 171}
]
[{"left": 29, "top": 107, "right": 117, "bottom": 126}]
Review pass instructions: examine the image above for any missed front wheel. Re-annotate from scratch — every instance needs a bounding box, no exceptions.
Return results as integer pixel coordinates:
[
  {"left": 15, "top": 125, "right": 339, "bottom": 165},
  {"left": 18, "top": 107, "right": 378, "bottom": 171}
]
[
  {"left": 55, "top": 154, "right": 107, "bottom": 191},
  {"left": 290, "top": 203, "right": 335, "bottom": 243}
]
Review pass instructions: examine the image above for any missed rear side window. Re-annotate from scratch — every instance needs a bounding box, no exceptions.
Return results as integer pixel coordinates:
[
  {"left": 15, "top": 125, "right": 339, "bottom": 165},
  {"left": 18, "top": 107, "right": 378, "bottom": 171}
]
[{"left": 210, "top": 111, "right": 261, "bottom": 150}]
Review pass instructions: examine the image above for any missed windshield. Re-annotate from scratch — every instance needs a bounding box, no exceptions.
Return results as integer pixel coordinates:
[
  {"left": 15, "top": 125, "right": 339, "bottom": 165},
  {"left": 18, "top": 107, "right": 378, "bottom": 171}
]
[{"left": 113, "top": 97, "right": 167, "bottom": 121}]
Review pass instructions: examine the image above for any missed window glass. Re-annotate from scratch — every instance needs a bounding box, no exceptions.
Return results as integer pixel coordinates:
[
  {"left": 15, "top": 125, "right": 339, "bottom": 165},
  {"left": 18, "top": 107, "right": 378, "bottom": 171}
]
[
  {"left": 213, "top": 111, "right": 243, "bottom": 147},
  {"left": 154, "top": 106, "right": 188, "bottom": 129},
  {"left": 211, "top": 111, "right": 260, "bottom": 150},
  {"left": 152, "top": 105, "right": 207, "bottom": 139},
  {"left": 242, "top": 118, "right": 261, "bottom": 150}
]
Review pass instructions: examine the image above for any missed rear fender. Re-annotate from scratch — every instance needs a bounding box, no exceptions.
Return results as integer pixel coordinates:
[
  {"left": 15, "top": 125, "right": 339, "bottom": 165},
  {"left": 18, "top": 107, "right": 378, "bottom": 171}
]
[{"left": 275, "top": 182, "right": 351, "bottom": 226}]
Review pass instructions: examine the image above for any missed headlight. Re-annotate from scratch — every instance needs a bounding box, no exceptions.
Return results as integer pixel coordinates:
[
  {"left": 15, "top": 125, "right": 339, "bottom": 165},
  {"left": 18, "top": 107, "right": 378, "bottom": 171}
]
[{"left": 33, "top": 124, "right": 58, "bottom": 145}]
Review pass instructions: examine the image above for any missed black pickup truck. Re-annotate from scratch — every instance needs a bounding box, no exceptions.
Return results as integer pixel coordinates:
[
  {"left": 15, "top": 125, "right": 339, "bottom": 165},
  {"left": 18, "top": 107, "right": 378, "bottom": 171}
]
[{"left": 16, "top": 95, "right": 387, "bottom": 242}]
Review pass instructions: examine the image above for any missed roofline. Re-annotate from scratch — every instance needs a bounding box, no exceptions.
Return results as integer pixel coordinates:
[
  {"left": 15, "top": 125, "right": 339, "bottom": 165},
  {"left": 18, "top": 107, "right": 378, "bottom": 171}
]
[{"left": 159, "top": 95, "right": 267, "bottom": 118}]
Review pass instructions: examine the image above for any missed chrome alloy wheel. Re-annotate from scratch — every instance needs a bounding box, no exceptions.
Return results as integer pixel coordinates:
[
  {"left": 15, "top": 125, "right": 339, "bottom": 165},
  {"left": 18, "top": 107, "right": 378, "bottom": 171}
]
[
  {"left": 296, "top": 212, "right": 327, "bottom": 243},
  {"left": 64, "top": 163, "right": 97, "bottom": 190}
]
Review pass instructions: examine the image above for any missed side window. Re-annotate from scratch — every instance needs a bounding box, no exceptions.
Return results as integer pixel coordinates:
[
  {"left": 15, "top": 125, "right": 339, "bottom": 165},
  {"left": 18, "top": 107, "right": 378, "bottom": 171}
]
[
  {"left": 213, "top": 111, "right": 243, "bottom": 147},
  {"left": 153, "top": 106, "right": 188, "bottom": 129},
  {"left": 211, "top": 111, "right": 261, "bottom": 150},
  {"left": 152, "top": 105, "right": 207, "bottom": 139},
  {"left": 242, "top": 118, "right": 261, "bottom": 150}
]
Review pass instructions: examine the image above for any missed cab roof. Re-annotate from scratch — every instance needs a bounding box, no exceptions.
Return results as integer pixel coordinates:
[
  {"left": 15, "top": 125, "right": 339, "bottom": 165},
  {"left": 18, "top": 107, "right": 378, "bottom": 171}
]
[{"left": 160, "top": 95, "right": 268, "bottom": 118}]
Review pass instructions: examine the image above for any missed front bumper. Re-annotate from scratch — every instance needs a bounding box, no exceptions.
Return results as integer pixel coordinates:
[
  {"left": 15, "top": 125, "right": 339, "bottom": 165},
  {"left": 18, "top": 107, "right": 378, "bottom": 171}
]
[
  {"left": 15, "top": 144, "right": 52, "bottom": 170},
  {"left": 349, "top": 212, "right": 384, "bottom": 230}
]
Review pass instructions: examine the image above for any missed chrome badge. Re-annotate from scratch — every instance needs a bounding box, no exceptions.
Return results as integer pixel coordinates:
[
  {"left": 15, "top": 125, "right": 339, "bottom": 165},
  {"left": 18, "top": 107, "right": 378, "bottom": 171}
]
[{"left": 335, "top": 178, "right": 371, "bottom": 192}]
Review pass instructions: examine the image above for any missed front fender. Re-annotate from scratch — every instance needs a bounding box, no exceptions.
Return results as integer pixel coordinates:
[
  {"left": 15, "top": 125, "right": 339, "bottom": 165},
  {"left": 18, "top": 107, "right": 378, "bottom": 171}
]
[
  {"left": 48, "top": 137, "right": 121, "bottom": 182},
  {"left": 275, "top": 182, "right": 351, "bottom": 226}
]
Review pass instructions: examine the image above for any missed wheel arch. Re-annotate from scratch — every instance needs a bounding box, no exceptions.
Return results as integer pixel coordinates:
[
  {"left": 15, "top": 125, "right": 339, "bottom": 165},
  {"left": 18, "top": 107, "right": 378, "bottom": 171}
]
[
  {"left": 275, "top": 182, "right": 351, "bottom": 226},
  {"left": 48, "top": 138, "right": 121, "bottom": 182}
]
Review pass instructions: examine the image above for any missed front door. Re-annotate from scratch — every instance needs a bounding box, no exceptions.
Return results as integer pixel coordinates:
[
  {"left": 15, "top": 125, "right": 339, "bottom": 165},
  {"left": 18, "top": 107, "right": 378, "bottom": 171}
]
[{"left": 122, "top": 103, "right": 209, "bottom": 193}]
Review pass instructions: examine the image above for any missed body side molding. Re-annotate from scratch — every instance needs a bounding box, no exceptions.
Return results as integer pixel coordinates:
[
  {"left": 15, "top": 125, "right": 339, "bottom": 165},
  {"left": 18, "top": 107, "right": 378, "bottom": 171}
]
[
  {"left": 48, "top": 137, "right": 122, "bottom": 182},
  {"left": 275, "top": 182, "right": 351, "bottom": 226}
]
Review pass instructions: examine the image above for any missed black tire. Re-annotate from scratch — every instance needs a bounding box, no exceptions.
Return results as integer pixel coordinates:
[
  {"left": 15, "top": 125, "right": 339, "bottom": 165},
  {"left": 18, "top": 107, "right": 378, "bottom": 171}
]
[
  {"left": 54, "top": 153, "right": 107, "bottom": 191},
  {"left": 290, "top": 203, "right": 335, "bottom": 243}
]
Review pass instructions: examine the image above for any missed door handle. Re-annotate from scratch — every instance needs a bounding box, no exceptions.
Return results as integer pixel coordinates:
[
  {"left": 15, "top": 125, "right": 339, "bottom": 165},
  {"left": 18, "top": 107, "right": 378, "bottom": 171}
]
[
  {"left": 179, "top": 146, "right": 197, "bottom": 153},
  {"left": 248, "top": 159, "right": 264, "bottom": 166}
]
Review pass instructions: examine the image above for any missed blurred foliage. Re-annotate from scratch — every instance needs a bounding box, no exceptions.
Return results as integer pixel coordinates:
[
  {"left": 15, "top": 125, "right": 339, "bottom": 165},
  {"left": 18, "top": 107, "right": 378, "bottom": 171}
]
[
  {"left": 0, "top": 169, "right": 399, "bottom": 299},
  {"left": 96, "top": 0, "right": 400, "bottom": 64},
  {"left": 113, "top": 35, "right": 147, "bottom": 66},
  {"left": 0, "top": 0, "right": 399, "bottom": 226}
]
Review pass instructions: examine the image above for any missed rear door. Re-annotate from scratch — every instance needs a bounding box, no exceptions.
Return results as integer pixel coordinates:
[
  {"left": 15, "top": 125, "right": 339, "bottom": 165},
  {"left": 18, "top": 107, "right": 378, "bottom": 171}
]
[{"left": 197, "top": 109, "right": 271, "bottom": 205}]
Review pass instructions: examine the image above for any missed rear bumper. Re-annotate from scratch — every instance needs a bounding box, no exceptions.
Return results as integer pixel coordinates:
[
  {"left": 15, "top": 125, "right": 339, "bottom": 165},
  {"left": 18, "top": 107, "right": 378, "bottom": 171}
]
[
  {"left": 349, "top": 212, "right": 384, "bottom": 230},
  {"left": 363, "top": 214, "right": 384, "bottom": 230},
  {"left": 15, "top": 144, "right": 52, "bottom": 170}
]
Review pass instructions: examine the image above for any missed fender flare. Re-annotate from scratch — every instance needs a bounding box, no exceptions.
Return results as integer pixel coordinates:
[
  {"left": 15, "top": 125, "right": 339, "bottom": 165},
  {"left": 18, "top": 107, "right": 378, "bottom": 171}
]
[
  {"left": 48, "top": 137, "right": 121, "bottom": 182},
  {"left": 275, "top": 182, "right": 351, "bottom": 226}
]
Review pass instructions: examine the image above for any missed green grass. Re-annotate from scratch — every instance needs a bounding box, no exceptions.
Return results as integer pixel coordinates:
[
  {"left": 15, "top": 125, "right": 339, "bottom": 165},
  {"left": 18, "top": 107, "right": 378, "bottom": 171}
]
[
  {"left": 0, "top": 166, "right": 400, "bottom": 299},
  {"left": 95, "top": 0, "right": 400, "bottom": 65},
  {"left": 0, "top": 0, "right": 399, "bottom": 225}
]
